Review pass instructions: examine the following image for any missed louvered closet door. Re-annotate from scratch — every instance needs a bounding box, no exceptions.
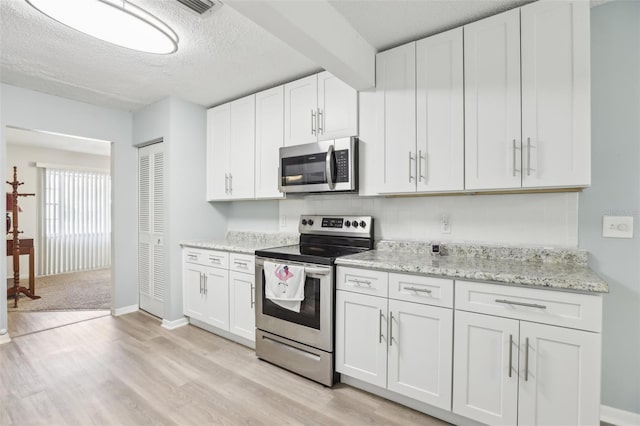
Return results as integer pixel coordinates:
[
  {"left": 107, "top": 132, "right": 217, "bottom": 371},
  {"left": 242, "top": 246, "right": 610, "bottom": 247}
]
[{"left": 138, "top": 142, "right": 165, "bottom": 318}]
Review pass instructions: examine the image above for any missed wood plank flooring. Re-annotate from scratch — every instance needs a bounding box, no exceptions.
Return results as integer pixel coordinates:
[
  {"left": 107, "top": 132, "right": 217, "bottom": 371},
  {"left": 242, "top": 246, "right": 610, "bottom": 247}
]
[
  {"left": 8, "top": 310, "right": 110, "bottom": 337},
  {"left": 1, "top": 312, "right": 448, "bottom": 425}
]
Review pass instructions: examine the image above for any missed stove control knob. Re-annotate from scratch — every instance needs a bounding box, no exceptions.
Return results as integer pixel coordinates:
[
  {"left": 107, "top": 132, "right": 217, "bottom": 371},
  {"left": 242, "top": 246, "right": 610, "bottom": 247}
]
[
  {"left": 352, "top": 221, "right": 359, "bottom": 228},
  {"left": 301, "top": 219, "right": 307, "bottom": 226},
  {"left": 360, "top": 221, "right": 367, "bottom": 228},
  {"left": 308, "top": 219, "right": 314, "bottom": 226},
  {"left": 344, "top": 220, "right": 351, "bottom": 227}
]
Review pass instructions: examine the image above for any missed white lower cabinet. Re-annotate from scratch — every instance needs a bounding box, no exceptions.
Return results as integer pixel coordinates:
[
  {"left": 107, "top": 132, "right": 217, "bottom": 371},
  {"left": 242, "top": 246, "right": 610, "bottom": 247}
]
[
  {"left": 336, "top": 267, "right": 453, "bottom": 410},
  {"left": 229, "top": 270, "right": 256, "bottom": 341},
  {"left": 182, "top": 248, "right": 255, "bottom": 345}
]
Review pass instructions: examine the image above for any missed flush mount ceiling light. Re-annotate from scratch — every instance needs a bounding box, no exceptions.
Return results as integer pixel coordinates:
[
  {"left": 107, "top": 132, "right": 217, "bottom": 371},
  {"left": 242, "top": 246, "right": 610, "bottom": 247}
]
[{"left": 26, "top": 0, "right": 179, "bottom": 54}]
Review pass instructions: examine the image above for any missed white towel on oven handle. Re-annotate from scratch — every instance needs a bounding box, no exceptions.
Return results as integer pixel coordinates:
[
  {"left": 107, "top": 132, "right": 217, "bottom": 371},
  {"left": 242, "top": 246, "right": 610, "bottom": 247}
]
[{"left": 263, "top": 261, "right": 305, "bottom": 312}]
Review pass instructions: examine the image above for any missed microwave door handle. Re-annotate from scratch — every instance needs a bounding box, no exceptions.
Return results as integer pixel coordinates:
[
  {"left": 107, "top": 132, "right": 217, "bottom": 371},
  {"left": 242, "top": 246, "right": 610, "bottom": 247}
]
[{"left": 325, "top": 144, "right": 335, "bottom": 190}]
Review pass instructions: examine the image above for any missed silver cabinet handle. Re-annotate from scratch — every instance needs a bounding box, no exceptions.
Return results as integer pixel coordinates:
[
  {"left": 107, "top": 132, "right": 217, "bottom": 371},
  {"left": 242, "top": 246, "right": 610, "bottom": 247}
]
[
  {"left": 408, "top": 152, "right": 415, "bottom": 182},
  {"left": 199, "top": 273, "right": 203, "bottom": 294},
  {"left": 418, "top": 150, "right": 426, "bottom": 182},
  {"left": 378, "top": 309, "right": 383, "bottom": 343},
  {"left": 251, "top": 285, "right": 255, "bottom": 308},
  {"left": 404, "top": 286, "right": 432, "bottom": 294},
  {"left": 512, "top": 139, "right": 517, "bottom": 177},
  {"left": 234, "top": 260, "right": 248, "bottom": 268},
  {"left": 187, "top": 254, "right": 198, "bottom": 261},
  {"left": 525, "top": 337, "right": 529, "bottom": 381},
  {"left": 229, "top": 173, "right": 233, "bottom": 194},
  {"left": 495, "top": 299, "right": 547, "bottom": 309},
  {"left": 209, "top": 257, "right": 221, "bottom": 264},
  {"left": 389, "top": 311, "right": 394, "bottom": 347},
  {"left": 204, "top": 275, "right": 208, "bottom": 296},
  {"left": 224, "top": 173, "right": 229, "bottom": 194},
  {"left": 527, "top": 137, "right": 532, "bottom": 176},
  {"left": 325, "top": 144, "right": 335, "bottom": 189},
  {"left": 311, "top": 109, "right": 316, "bottom": 135},
  {"left": 318, "top": 108, "right": 324, "bottom": 134},
  {"left": 508, "top": 334, "right": 513, "bottom": 378},
  {"left": 349, "top": 278, "right": 372, "bottom": 286}
]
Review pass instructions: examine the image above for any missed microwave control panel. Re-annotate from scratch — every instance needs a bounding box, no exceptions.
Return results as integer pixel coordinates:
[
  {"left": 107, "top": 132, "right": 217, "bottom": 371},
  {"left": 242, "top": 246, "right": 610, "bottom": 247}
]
[{"left": 335, "top": 150, "right": 349, "bottom": 183}]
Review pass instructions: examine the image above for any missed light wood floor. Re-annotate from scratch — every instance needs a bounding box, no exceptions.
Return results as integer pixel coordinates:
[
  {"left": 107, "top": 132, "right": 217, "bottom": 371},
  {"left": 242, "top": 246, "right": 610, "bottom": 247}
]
[
  {"left": 8, "top": 310, "right": 110, "bottom": 337},
  {"left": 1, "top": 311, "right": 448, "bottom": 426}
]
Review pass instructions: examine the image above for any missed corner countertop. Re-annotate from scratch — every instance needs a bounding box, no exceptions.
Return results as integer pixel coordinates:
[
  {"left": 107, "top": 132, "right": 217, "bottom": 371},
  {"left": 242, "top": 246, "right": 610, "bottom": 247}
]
[
  {"left": 181, "top": 231, "right": 298, "bottom": 255},
  {"left": 335, "top": 241, "right": 608, "bottom": 294}
]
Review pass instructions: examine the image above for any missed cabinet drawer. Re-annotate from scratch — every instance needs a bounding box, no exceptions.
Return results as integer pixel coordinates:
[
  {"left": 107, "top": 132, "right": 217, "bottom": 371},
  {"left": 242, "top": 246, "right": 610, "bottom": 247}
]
[
  {"left": 183, "top": 248, "right": 229, "bottom": 269},
  {"left": 389, "top": 273, "right": 453, "bottom": 308},
  {"left": 230, "top": 253, "right": 255, "bottom": 274},
  {"left": 337, "top": 266, "right": 388, "bottom": 297},
  {"left": 455, "top": 281, "right": 603, "bottom": 332}
]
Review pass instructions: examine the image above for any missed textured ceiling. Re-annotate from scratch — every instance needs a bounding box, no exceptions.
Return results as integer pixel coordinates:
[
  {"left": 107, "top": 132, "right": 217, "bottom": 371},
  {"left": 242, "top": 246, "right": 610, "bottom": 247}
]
[
  {"left": 1, "top": 0, "right": 540, "bottom": 113},
  {"left": 6, "top": 127, "right": 111, "bottom": 156}
]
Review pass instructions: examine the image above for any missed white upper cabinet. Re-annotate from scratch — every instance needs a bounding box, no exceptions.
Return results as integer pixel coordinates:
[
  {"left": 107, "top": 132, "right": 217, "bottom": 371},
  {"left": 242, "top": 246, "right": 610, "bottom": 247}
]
[
  {"left": 284, "top": 74, "right": 318, "bottom": 146},
  {"left": 521, "top": 0, "right": 591, "bottom": 188},
  {"left": 206, "top": 104, "right": 231, "bottom": 201},
  {"left": 464, "top": 9, "right": 522, "bottom": 190},
  {"left": 255, "top": 86, "right": 285, "bottom": 199},
  {"left": 206, "top": 95, "right": 255, "bottom": 201},
  {"left": 317, "top": 71, "right": 358, "bottom": 140},
  {"left": 229, "top": 95, "right": 256, "bottom": 200},
  {"left": 284, "top": 72, "right": 357, "bottom": 147},
  {"left": 377, "top": 42, "right": 417, "bottom": 194},
  {"left": 416, "top": 28, "right": 464, "bottom": 192}
]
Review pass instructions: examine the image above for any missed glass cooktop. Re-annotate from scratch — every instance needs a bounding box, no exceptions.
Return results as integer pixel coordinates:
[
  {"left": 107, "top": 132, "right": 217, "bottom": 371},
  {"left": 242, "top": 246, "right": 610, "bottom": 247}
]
[{"left": 255, "top": 244, "right": 367, "bottom": 266}]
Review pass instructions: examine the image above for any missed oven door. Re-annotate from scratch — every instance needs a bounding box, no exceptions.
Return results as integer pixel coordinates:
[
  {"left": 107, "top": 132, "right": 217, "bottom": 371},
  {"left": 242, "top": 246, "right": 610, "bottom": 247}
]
[{"left": 255, "top": 257, "right": 333, "bottom": 352}]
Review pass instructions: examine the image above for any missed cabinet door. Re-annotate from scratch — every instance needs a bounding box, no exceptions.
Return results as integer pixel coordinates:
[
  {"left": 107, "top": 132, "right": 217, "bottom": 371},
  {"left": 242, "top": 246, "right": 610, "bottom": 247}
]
[
  {"left": 229, "top": 271, "right": 256, "bottom": 342},
  {"left": 183, "top": 264, "right": 206, "bottom": 322},
  {"left": 255, "top": 86, "right": 285, "bottom": 199},
  {"left": 416, "top": 28, "right": 464, "bottom": 192},
  {"left": 464, "top": 9, "right": 522, "bottom": 190},
  {"left": 521, "top": 1, "right": 590, "bottom": 188},
  {"left": 335, "top": 291, "right": 388, "bottom": 388},
  {"left": 518, "top": 322, "right": 601, "bottom": 426},
  {"left": 377, "top": 42, "right": 417, "bottom": 194},
  {"left": 284, "top": 74, "right": 318, "bottom": 146},
  {"left": 453, "top": 311, "right": 519, "bottom": 426},
  {"left": 206, "top": 104, "right": 230, "bottom": 200},
  {"left": 229, "top": 94, "right": 255, "bottom": 199},
  {"left": 203, "top": 266, "right": 229, "bottom": 331},
  {"left": 387, "top": 300, "right": 453, "bottom": 410},
  {"left": 317, "top": 71, "right": 358, "bottom": 141}
]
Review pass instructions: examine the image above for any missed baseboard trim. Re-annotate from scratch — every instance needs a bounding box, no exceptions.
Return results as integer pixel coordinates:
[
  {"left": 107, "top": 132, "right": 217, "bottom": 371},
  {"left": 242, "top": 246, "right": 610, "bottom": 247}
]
[
  {"left": 0, "top": 332, "right": 11, "bottom": 345},
  {"left": 601, "top": 404, "right": 640, "bottom": 426},
  {"left": 161, "top": 317, "right": 189, "bottom": 330},
  {"left": 112, "top": 304, "right": 139, "bottom": 316}
]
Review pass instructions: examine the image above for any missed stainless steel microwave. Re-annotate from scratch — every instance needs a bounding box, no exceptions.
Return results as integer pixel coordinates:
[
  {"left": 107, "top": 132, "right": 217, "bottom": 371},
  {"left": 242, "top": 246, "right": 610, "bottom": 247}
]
[{"left": 278, "top": 137, "right": 358, "bottom": 194}]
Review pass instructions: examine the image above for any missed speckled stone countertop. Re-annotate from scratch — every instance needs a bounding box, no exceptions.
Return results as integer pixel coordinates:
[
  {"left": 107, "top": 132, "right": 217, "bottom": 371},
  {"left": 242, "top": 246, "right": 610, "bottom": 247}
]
[
  {"left": 180, "top": 231, "right": 298, "bottom": 255},
  {"left": 336, "top": 241, "right": 608, "bottom": 293}
]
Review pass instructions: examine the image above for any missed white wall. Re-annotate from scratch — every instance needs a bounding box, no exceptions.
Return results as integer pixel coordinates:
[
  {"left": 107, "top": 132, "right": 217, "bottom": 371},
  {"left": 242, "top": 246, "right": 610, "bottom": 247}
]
[
  {"left": 5, "top": 143, "right": 110, "bottom": 277},
  {"left": 279, "top": 192, "right": 579, "bottom": 247},
  {"left": 0, "top": 83, "right": 134, "bottom": 335},
  {"left": 580, "top": 0, "right": 640, "bottom": 415}
]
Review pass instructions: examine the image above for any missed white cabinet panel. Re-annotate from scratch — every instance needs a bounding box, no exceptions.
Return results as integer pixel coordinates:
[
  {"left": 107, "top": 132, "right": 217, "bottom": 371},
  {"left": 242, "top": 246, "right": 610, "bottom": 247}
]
[
  {"left": 183, "top": 264, "right": 207, "bottom": 322},
  {"left": 416, "top": 28, "right": 464, "bottom": 192},
  {"left": 203, "top": 267, "right": 229, "bottom": 331},
  {"left": 317, "top": 71, "right": 358, "bottom": 140},
  {"left": 229, "top": 271, "right": 256, "bottom": 342},
  {"left": 521, "top": 0, "right": 591, "bottom": 188},
  {"left": 206, "top": 104, "right": 231, "bottom": 201},
  {"left": 377, "top": 42, "right": 417, "bottom": 194},
  {"left": 387, "top": 300, "right": 453, "bottom": 410},
  {"left": 518, "top": 322, "right": 601, "bottom": 426},
  {"left": 453, "top": 310, "right": 519, "bottom": 426},
  {"left": 336, "top": 291, "right": 388, "bottom": 388},
  {"left": 229, "top": 95, "right": 255, "bottom": 199},
  {"left": 284, "top": 74, "right": 318, "bottom": 146},
  {"left": 464, "top": 9, "right": 522, "bottom": 190},
  {"left": 255, "top": 86, "right": 285, "bottom": 199}
]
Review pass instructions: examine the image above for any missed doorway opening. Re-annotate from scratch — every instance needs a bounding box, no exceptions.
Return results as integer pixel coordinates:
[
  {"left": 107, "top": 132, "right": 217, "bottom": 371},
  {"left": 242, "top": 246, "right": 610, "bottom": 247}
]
[{"left": 5, "top": 126, "right": 112, "bottom": 336}]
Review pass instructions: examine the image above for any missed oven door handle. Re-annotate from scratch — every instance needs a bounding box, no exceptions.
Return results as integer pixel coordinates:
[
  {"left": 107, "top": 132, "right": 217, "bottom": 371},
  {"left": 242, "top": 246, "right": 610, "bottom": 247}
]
[
  {"left": 305, "top": 267, "right": 331, "bottom": 276},
  {"left": 325, "top": 144, "right": 335, "bottom": 190}
]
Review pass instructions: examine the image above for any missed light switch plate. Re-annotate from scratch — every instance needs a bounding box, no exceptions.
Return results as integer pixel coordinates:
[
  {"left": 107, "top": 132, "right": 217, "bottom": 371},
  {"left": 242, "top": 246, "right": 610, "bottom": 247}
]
[{"left": 602, "top": 216, "right": 634, "bottom": 238}]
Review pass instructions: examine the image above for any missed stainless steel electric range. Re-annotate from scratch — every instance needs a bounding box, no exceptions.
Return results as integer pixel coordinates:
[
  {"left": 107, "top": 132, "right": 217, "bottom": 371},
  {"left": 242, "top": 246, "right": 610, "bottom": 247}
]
[{"left": 254, "top": 215, "right": 374, "bottom": 386}]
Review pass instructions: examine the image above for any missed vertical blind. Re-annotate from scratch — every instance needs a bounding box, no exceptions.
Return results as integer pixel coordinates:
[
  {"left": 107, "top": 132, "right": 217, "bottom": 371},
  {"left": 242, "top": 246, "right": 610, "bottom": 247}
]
[{"left": 39, "top": 167, "right": 111, "bottom": 275}]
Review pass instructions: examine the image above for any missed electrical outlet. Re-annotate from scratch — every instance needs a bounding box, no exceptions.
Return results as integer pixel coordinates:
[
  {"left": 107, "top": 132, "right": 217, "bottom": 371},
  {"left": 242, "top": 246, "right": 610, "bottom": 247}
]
[
  {"left": 441, "top": 214, "right": 451, "bottom": 234},
  {"left": 602, "top": 216, "right": 633, "bottom": 238}
]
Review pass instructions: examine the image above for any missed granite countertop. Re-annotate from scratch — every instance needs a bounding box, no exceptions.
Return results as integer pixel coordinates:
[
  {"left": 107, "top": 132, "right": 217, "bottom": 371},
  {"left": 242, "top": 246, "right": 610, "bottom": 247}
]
[
  {"left": 181, "top": 231, "right": 298, "bottom": 255},
  {"left": 335, "top": 241, "right": 608, "bottom": 294}
]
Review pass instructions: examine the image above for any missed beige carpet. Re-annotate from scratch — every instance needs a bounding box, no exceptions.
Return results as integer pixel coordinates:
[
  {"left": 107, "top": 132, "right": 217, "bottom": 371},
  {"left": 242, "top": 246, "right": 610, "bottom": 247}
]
[{"left": 7, "top": 268, "right": 111, "bottom": 312}]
